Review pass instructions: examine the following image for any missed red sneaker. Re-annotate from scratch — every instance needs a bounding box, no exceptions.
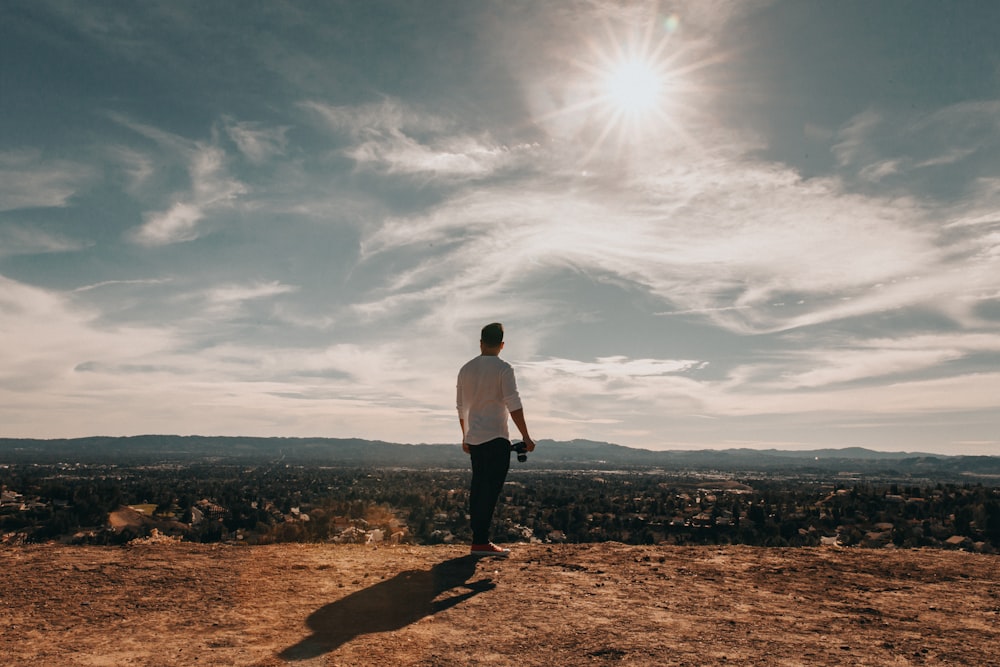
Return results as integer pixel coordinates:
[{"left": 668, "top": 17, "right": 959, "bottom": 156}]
[{"left": 470, "top": 542, "right": 510, "bottom": 557}]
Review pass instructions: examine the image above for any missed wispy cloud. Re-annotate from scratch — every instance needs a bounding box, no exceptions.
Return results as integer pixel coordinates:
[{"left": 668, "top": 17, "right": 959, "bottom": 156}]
[
  {"left": 204, "top": 280, "right": 298, "bottom": 305},
  {"left": 0, "top": 275, "right": 175, "bottom": 393},
  {"left": 105, "top": 146, "right": 156, "bottom": 194},
  {"left": 223, "top": 116, "right": 289, "bottom": 165},
  {"left": 105, "top": 114, "right": 250, "bottom": 246},
  {"left": 525, "top": 356, "right": 704, "bottom": 379},
  {"left": 303, "top": 99, "right": 529, "bottom": 179},
  {"left": 355, "top": 149, "right": 946, "bottom": 336},
  {"left": 710, "top": 371, "right": 1000, "bottom": 418},
  {"left": 72, "top": 278, "right": 173, "bottom": 293},
  {"left": 196, "top": 280, "right": 299, "bottom": 319},
  {"left": 132, "top": 202, "right": 206, "bottom": 246},
  {"left": 0, "top": 150, "right": 94, "bottom": 211},
  {"left": 835, "top": 101, "right": 1000, "bottom": 190},
  {"left": 128, "top": 144, "right": 247, "bottom": 246},
  {"left": 0, "top": 224, "right": 89, "bottom": 257},
  {"left": 737, "top": 332, "right": 1000, "bottom": 391}
]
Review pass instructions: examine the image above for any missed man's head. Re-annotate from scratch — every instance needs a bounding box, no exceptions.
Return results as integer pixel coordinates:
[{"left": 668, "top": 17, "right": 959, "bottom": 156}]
[{"left": 480, "top": 322, "right": 504, "bottom": 354}]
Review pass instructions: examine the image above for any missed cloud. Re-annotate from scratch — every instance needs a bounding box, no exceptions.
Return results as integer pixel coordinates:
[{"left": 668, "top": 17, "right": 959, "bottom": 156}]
[
  {"left": 0, "top": 150, "right": 94, "bottom": 211},
  {"left": 347, "top": 135, "right": 516, "bottom": 178},
  {"left": 511, "top": 356, "right": 714, "bottom": 441},
  {"left": 128, "top": 144, "right": 247, "bottom": 246},
  {"left": 72, "top": 278, "right": 173, "bottom": 293},
  {"left": 709, "top": 371, "right": 1000, "bottom": 418},
  {"left": 0, "top": 275, "right": 175, "bottom": 393},
  {"left": 832, "top": 109, "right": 882, "bottom": 172},
  {"left": 781, "top": 348, "right": 955, "bottom": 389},
  {"left": 131, "top": 202, "right": 205, "bottom": 246},
  {"left": 355, "top": 155, "right": 943, "bottom": 336},
  {"left": 739, "top": 332, "right": 1000, "bottom": 391},
  {"left": 108, "top": 114, "right": 250, "bottom": 246},
  {"left": 303, "top": 99, "right": 528, "bottom": 179},
  {"left": 0, "top": 273, "right": 438, "bottom": 439},
  {"left": 105, "top": 146, "right": 156, "bottom": 194},
  {"left": 516, "top": 356, "right": 709, "bottom": 426},
  {"left": 512, "top": 344, "right": 1000, "bottom": 442},
  {"left": 0, "top": 224, "right": 89, "bottom": 257},
  {"left": 835, "top": 101, "right": 1000, "bottom": 190},
  {"left": 303, "top": 99, "right": 445, "bottom": 138},
  {"left": 196, "top": 280, "right": 299, "bottom": 318},
  {"left": 525, "top": 356, "right": 704, "bottom": 379},
  {"left": 947, "top": 208, "right": 1000, "bottom": 229},
  {"left": 223, "top": 117, "right": 289, "bottom": 165},
  {"left": 204, "top": 280, "right": 298, "bottom": 305}
]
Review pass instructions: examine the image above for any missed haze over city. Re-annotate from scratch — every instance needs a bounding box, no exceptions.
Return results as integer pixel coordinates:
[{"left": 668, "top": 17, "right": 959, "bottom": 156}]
[{"left": 2, "top": 1, "right": 998, "bottom": 455}]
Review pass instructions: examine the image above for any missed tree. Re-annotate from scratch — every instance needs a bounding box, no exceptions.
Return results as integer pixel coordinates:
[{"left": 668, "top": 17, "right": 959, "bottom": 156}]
[{"left": 983, "top": 500, "right": 1000, "bottom": 546}]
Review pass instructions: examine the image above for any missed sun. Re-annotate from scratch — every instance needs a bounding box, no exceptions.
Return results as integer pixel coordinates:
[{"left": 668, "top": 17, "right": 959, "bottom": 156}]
[
  {"left": 557, "top": 13, "right": 685, "bottom": 156},
  {"left": 603, "top": 59, "right": 663, "bottom": 115},
  {"left": 586, "top": 47, "right": 676, "bottom": 153},
  {"left": 530, "top": 9, "right": 723, "bottom": 161}
]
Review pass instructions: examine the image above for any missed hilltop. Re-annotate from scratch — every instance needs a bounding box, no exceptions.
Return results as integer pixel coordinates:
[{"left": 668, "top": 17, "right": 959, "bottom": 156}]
[
  {"left": 2, "top": 435, "right": 998, "bottom": 478},
  {"left": 2, "top": 542, "right": 997, "bottom": 666}
]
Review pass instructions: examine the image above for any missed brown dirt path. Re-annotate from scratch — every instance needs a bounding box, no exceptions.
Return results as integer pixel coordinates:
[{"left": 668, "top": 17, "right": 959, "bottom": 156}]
[{"left": 2, "top": 543, "right": 998, "bottom": 666}]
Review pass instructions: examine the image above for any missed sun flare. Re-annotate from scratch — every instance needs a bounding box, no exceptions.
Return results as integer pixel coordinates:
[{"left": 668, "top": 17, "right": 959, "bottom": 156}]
[
  {"left": 531, "top": 9, "right": 723, "bottom": 160},
  {"left": 554, "top": 13, "right": 690, "bottom": 156},
  {"left": 604, "top": 59, "right": 663, "bottom": 115}
]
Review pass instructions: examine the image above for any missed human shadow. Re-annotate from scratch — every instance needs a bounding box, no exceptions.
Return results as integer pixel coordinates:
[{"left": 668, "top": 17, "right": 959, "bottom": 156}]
[{"left": 279, "top": 555, "right": 494, "bottom": 661}]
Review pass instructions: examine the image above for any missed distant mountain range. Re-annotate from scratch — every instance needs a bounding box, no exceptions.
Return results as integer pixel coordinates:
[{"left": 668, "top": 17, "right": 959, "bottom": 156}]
[{"left": 1, "top": 435, "right": 997, "bottom": 477}]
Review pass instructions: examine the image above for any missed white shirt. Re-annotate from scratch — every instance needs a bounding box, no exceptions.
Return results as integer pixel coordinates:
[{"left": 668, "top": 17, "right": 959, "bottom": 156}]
[{"left": 456, "top": 354, "right": 523, "bottom": 446}]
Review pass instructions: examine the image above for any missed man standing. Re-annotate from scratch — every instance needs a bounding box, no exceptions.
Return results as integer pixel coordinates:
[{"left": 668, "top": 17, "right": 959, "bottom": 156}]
[{"left": 456, "top": 322, "right": 535, "bottom": 556}]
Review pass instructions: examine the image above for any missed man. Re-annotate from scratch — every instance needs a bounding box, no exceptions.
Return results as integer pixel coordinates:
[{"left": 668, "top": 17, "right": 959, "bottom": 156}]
[{"left": 456, "top": 322, "right": 535, "bottom": 557}]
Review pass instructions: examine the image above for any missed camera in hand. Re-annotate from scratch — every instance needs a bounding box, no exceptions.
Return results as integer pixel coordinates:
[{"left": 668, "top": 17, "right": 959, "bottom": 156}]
[{"left": 510, "top": 441, "right": 528, "bottom": 462}]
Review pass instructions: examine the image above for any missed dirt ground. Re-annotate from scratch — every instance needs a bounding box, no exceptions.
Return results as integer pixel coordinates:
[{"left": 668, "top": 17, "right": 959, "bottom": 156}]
[{"left": 2, "top": 541, "right": 998, "bottom": 666}]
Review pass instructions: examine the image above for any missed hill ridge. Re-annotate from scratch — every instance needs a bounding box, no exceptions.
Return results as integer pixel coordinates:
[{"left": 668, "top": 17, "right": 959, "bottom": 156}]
[{"left": 2, "top": 434, "right": 996, "bottom": 476}]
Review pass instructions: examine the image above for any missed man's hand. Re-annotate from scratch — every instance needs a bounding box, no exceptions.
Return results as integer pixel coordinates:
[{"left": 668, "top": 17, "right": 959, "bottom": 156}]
[
  {"left": 462, "top": 441, "right": 470, "bottom": 454},
  {"left": 509, "top": 409, "right": 535, "bottom": 452}
]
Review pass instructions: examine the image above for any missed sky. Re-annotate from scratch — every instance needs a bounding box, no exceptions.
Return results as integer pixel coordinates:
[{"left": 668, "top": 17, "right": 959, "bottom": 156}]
[{"left": 2, "top": 1, "right": 999, "bottom": 455}]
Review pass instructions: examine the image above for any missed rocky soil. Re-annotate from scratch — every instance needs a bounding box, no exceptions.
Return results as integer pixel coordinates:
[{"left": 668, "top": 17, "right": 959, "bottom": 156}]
[{"left": 2, "top": 542, "right": 998, "bottom": 666}]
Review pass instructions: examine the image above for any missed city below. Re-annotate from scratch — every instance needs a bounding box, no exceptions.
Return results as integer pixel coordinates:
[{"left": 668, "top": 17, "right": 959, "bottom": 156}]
[{"left": 2, "top": 436, "right": 998, "bottom": 552}]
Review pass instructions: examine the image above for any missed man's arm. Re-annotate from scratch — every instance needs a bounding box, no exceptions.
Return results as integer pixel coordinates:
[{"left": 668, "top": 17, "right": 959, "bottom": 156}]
[
  {"left": 509, "top": 408, "right": 535, "bottom": 452},
  {"left": 457, "top": 376, "right": 470, "bottom": 453}
]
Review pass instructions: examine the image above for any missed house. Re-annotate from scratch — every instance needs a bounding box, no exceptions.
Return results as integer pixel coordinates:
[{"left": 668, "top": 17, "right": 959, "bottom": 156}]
[
  {"left": 331, "top": 516, "right": 352, "bottom": 532},
  {"left": 863, "top": 530, "right": 892, "bottom": 548},
  {"left": 944, "top": 535, "right": 971, "bottom": 549},
  {"left": 194, "top": 499, "right": 226, "bottom": 520},
  {"left": 335, "top": 526, "right": 368, "bottom": 543},
  {"left": 189, "top": 506, "right": 204, "bottom": 525}
]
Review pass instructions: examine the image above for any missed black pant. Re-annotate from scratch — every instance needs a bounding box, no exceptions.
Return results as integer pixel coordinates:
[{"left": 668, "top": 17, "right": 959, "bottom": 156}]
[{"left": 468, "top": 437, "right": 511, "bottom": 544}]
